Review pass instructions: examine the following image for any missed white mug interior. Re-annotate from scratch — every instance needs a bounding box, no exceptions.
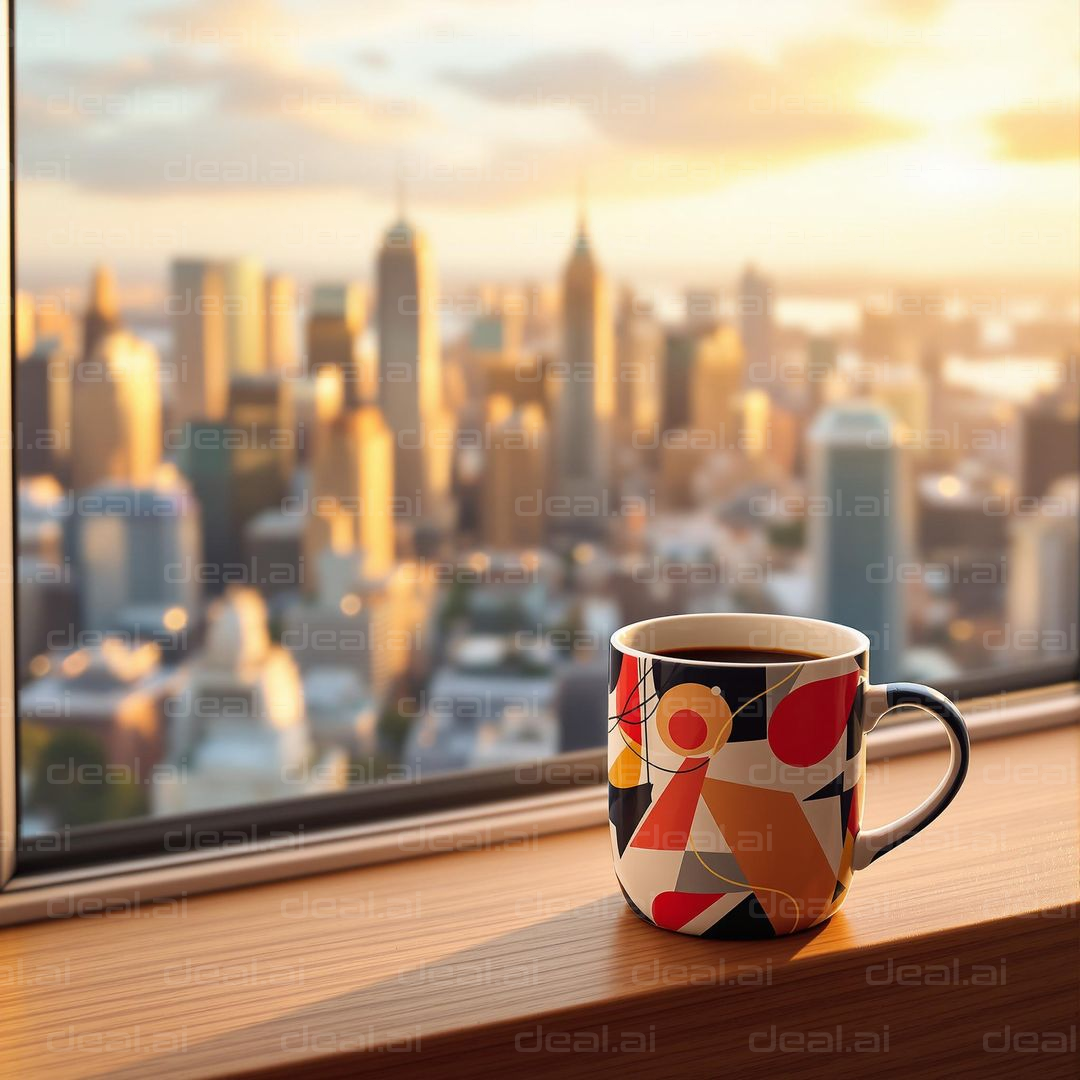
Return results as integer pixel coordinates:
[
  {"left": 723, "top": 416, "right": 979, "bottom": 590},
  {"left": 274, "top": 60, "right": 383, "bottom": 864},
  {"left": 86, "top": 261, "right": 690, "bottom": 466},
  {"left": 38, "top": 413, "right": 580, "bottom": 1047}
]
[{"left": 612, "top": 612, "right": 870, "bottom": 668}]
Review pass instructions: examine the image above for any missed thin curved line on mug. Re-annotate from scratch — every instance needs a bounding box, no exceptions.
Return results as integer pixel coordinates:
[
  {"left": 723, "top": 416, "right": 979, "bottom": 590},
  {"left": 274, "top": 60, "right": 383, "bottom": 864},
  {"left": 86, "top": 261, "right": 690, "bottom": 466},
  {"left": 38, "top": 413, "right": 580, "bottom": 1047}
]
[
  {"left": 607, "top": 691, "right": 662, "bottom": 733},
  {"left": 607, "top": 661, "right": 653, "bottom": 710},
  {"left": 687, "top": 832, "right": 801, "bottom": 922},
  {"left": 612, "top": 664, "right": 805, "bottom": 772},
  {"left": 725, "top": 662, "right": 803, "bottom": 725},
  {"left": 607, "top": 660, "right": 680, "bottom": 732},
  {"left": 607, "top": 694, "right": 664, "bottom": 736},
  {"left": 607, "top": 659, "right": 672, "bottom": 727}
]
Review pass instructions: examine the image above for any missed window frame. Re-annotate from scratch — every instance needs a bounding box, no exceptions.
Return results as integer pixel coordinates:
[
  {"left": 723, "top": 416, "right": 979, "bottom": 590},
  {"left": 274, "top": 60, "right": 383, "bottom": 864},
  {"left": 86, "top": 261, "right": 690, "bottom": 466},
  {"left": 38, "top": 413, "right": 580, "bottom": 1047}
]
[
  {"left": 7, "top": 665, "right": 1078, "bottom": 880},
  {"left": 1, "top": 0, "right": 1077, "bottom": 920},
  {"left": 2, "top": 0, "right": 17, "bottom": 892}
]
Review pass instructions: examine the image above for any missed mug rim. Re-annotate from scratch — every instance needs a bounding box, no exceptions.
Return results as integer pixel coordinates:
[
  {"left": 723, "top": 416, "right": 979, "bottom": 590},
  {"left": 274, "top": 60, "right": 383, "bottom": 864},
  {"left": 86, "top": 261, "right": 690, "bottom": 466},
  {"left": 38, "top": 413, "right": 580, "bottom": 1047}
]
[{"left": 611, "top": 612, "right": 871, "bottom": 668}]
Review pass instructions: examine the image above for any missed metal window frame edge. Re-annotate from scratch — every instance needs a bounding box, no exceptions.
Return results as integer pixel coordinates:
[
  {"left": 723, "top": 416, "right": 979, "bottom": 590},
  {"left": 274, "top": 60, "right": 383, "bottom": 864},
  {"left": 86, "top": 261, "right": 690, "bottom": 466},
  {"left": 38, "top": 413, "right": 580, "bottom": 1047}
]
[
  {"left": 2, "top": 0, "right": 18, "bottom": 892},
  {"left": 0, "top": 682, "right": 1075, "bottom": 926}
]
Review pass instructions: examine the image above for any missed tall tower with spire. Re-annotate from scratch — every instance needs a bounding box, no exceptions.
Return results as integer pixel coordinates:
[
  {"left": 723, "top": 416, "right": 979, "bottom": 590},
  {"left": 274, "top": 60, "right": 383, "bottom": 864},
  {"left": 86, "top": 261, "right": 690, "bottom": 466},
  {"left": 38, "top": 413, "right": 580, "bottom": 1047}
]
[
  {"left": 375, "top": 193, "right": 448, "bottom": 519},
  {"left": 552, "top": 196, "right": 614, "bottom": 515},
  {"left": 83, "top": 264, "right": 121, "bottom": 361}
]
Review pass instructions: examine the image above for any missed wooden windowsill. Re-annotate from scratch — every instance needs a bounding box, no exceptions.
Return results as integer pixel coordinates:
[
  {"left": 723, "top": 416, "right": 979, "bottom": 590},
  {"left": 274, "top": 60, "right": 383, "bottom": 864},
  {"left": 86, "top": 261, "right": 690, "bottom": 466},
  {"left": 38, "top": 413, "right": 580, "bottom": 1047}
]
[{"left": 1, "top": 726, "right": 1077, "bottom": 1079}]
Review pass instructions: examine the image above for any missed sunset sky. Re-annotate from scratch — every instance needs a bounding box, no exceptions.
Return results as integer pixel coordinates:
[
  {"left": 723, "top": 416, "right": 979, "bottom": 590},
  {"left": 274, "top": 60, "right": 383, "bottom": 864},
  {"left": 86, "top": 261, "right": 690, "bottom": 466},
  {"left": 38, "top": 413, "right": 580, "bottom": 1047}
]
[{"left": 16, "top": 0, "right": 1080, "bottom": 295}]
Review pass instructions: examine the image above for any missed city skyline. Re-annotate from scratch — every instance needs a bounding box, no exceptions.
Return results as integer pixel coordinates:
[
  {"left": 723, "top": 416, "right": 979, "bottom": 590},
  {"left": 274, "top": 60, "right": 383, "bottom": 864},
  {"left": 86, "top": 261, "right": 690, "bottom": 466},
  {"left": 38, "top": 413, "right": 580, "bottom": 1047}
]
[{"left": 16, "top": 202, "right": 1078, "bottom": 832}]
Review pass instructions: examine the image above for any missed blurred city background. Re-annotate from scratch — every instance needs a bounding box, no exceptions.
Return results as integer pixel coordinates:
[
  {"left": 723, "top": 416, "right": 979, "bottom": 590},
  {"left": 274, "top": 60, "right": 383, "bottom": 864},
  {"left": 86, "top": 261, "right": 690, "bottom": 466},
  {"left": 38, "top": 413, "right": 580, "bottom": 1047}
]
[{"left": 13, "top": 0, "right": 1079, "bottom": 833}]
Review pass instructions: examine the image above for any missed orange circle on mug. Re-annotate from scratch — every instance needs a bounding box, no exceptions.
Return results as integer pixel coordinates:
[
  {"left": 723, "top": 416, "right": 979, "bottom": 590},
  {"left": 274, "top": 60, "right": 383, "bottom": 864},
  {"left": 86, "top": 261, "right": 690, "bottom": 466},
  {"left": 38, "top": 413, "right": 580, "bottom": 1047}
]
[{"left": 656, "top": 684, "right": 732, "bottom": 757}]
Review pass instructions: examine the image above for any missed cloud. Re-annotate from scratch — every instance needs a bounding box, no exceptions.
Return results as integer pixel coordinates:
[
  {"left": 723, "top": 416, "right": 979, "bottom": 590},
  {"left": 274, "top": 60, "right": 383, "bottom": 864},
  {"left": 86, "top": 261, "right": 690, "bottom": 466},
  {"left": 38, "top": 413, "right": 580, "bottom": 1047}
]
[
  {"left": 877, "top": 0, "right": 948, "bottom": 23},
  {"left": 988, "top": 107, "right": 1080, "bottom": 163},
  {"left": 16, "top": 22, "right": 915, "bottom": 208},
  {"left": 21, "top": 46, "right": 416, "bottom": 128},
  {"left": 442, "top": 40, "right": 915, "bottom": 163},
  {"left": 139, "top": 0, "right": 422, "bottom": 59},
  {"left": 16, "top": 45, "right": 428, "bottom": 195},
  {"left": 139, "top": 0, "right": 306, "bottom": 56},
  {"left": 357, "top": 49, "right": 390, "bottom": 70}
]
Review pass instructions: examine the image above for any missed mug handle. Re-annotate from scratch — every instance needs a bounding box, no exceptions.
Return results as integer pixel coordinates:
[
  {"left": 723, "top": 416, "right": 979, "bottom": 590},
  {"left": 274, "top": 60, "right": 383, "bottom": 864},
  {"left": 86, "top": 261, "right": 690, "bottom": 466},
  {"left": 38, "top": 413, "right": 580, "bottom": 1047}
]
[{"left": 853, "top": 682, "right": 971, "bottom": 870}]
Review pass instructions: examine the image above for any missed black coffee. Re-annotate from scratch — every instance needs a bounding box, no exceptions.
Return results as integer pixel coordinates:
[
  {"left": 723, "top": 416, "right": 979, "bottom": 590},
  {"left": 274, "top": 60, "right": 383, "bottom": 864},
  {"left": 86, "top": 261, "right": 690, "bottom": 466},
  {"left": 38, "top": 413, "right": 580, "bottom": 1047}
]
[{"left": 658, "top": 646, "right": 824, "bottom": 664}]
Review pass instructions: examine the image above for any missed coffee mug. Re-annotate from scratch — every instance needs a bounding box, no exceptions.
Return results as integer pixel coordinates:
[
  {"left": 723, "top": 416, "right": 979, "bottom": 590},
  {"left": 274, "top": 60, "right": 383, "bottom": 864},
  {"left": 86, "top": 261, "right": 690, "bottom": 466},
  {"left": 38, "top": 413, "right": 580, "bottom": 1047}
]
[{"left": 608, "top": 613, "right": 970, "bottom": 938}]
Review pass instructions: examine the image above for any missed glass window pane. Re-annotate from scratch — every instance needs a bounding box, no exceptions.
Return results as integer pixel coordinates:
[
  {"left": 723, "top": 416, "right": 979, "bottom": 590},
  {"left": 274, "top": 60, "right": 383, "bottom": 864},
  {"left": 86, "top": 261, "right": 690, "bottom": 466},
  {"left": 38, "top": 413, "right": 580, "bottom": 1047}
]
[{"left": 13, "top": 0, "right": 1079, "bottom": 840}]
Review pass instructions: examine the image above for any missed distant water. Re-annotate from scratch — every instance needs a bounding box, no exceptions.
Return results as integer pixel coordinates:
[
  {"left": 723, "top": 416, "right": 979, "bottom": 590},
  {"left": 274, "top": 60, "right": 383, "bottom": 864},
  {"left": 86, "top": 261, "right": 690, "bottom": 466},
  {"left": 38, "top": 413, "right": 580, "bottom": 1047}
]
[
  {"left": 944, "top": 356, "right": 1065, "bottom": 403},
  {"left": 129, "top": 322, "right": 171, "bottom": 356},
  {"left": 775, "top": 298, "right": 861, "bottom": 335},
  {"left": 627, "top": 291, "right": 865, "bottom": 333}
]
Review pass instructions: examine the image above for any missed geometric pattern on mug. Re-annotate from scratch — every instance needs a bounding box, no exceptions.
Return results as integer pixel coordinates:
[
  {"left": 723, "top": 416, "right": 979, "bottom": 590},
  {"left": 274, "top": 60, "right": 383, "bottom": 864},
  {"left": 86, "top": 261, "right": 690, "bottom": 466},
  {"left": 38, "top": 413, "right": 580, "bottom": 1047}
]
[{"left": 609, "top": 650, "right": 865, "bottom": 938}]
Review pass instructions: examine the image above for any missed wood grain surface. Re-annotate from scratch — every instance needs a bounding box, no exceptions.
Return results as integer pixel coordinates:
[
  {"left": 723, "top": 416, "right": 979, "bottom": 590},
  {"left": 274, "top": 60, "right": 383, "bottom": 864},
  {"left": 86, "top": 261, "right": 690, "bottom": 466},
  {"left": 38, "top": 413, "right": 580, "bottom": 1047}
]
[{"left": 0, "top": 726, "right": 1076, "bottom": 1079}]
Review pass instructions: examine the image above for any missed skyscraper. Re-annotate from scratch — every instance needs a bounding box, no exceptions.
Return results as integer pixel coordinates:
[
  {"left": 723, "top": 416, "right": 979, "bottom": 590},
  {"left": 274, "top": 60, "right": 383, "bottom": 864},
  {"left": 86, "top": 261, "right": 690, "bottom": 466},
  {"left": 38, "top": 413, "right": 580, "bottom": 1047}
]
[
  {"left": 72, "top": 330, "right": 162, "bottom": 491},
  {"left": 808, "top": 403, "right": 911, "bottom": 682},
  {"left": 613, "top": 289, "right": 663, "bottom": 467},
  {"left": 660, "top": 327, "right": 699, "bottom": 435},
  {"left": 1019, "top": 391, "right": 1080, "bottom": 499},
  {"left": 481, "top": 397, "right": 548, "bottom": 550},
  {"left": 221, "top": 257, "right": 266, "bottom": 375},
  {"left": 684, "top": 287, "right": 721, "bottom": 331},
  {"left": 228, "top": 373, "right": 294, "bottom": 540},
  {"left": 656, "top": 322, "right": 744, "bottom": 506},
  {"left": 307, "top": 282, "right": 369, "bottom": 405},
  {"left": 737, "top": 264, "right": 774, "bottom": 387},
  {"left": 305, "top": 405, "right": 395, "bottom": 592},
  {"left": 35, "top": 294, "right": 79, "bottom": 357},
  {"left": 1007, "top": 477, "right": 1079, "bottom": 658},
  {"left": 82, "top": 264, "right": 121, "bottom": 361},
  {"left": 689, "top": 324, "right": 744, "bottom": 451},
  {"left": 806, "top": 335, "right": 838, "bottom": 413},
  {"left": 176, "top": 421, "right": 239, "bottom": 575},
  {"left": 17, "top": 340, "right": 72, "bottom": 480},
  {"left": 551, "top": 208, "right": 614, "bottom": 505},
  {"left": 376, "top": 215, "right": 448, "bottom": 511},
  {"left": 77, "top": 464, "right": 203, "bottom": 638},
  {"left": 243, "top": 506, "right": 305, "bottom": 602},
  {"left": 739, "top": 389, "right": 799, "bottom": 475},
  {"left": 15, "top": 290, "right": 35, "bottom": 360},
  {"left": 469, "top": 292, "right": 533, "bottom": 407},
  {"left": 169, "top": 259, "right": 228, "bottom": 428},
  {"left": 177, "top": 376, "right": 295, "bottom": 580},
  {"left": 285, "top": 364, "right": 345, "bottom": 468},
  {"left": 264, "top": 273, "right": 299, "bottom": 372},
  {"left": 17, "top": 476, "right": 77, "bottom": 680}
]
